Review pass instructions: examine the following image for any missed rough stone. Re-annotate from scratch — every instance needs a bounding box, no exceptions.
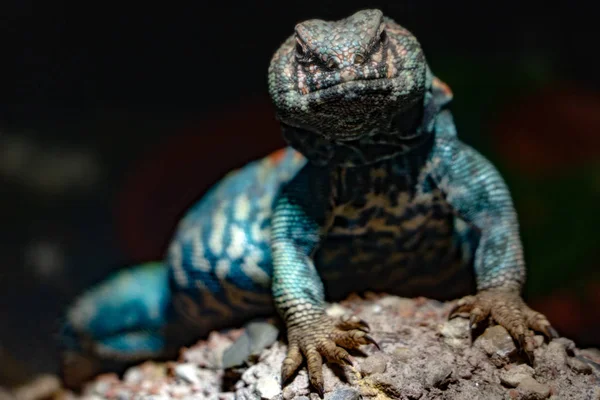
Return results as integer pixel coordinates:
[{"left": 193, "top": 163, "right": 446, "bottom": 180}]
[
  {"left": 23, "top": 295, "right": 599, "bottom": 400},
  {"left": 536, "top": 340, "right": 570, "bottom": 375},
  {"left": 439, "top": 317, "right": 470, "bottom": 343},
  {"left": 474, "top": 325, "right": 518, "bottom": 367},
  {"left": 368, "top": 374, "right": 423, "bottom": 399},
  {"left": 500, "top": 364, "right": 535, "bottom": 387},
  {"left": 173, "top": 363, "right": 201, "bottom": 385},
  {"left": 255, "top": 374, "right": 282, "bottom": 399},
  {"left": 425, "top": 362, "right": 453, "bottom": 388},
  {"left": 327, "top": 387, "right": 360, "bottom": 400},
  {"left": 516, "top": 376, "right": 551, "bottom": 399},
  {"left": 359, "top": 352, "right": 388, "bottom": 375},
  {"left": 391, "top": 346, "right": 415, "bottom": 363},
  {"left": 567, "top": 356, "right": 593, "bottom": 374}
]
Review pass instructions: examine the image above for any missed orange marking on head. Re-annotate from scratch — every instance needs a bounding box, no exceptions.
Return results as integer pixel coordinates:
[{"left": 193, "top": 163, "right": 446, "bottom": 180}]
[
  {"left": 267, "top": 148, "right": 288, "bottom": 165},
  {"left": 293, "top": 150, "right": 304, "bottom": 161},
  {"left": 432, "top": 77, "right": 453, "bottom": 98}
]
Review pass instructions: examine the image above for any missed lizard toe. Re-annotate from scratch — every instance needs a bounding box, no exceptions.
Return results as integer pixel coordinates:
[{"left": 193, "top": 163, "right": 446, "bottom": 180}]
[
  {"left": 281, "top": 313, "right": 376, "bottom": 396},
  {"left": 524, "top": 307, "right": 558, "bottom": 339},
  {"left": 304, "top": 347, "right": 325, "bottom": 398},
  {"left": 335, "top": 314, "right": 370, "bottom": 332},
  {"left": 458, "top": 288, "right": 556, "bottom": 363},
  {"left": 281, "top": 343, "right": 303, "bottom": 384},
  {"left": 318, "top": 340, "right": 354, "bottom": 366},
  {"left": 331, "top": 327, "right": 380, "bottom": 350}
]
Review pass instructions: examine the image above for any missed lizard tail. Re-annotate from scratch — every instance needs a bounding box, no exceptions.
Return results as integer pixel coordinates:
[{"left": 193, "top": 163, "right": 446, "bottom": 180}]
[{"left": 57, "top": 262, "right": 178, "bottom": 390}]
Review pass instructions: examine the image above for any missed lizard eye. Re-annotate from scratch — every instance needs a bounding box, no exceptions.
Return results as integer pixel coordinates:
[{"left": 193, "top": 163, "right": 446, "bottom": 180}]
[
  {"left": 295, "top": 41, "right": 306, "bottom": 59},
  {"left": 354, "top": 54, "right": 365, "bottom": 65},
  {"left": 379, "top": 29, "right": 388, "bottom": 45}
]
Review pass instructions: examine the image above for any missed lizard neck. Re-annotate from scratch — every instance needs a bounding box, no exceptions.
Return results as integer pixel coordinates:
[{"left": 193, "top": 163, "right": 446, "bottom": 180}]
[{"left": 327, "top": 130, "right": 435, "bottom": 206}]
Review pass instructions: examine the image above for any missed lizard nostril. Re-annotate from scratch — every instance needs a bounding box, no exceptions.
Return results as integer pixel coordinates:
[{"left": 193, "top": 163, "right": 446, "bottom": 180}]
[
  {"left": 354, "top": 54, "right": 365, "bottom": 65},
  {"left": 326, "top": 58, "right": 337, "bottom": 69}
]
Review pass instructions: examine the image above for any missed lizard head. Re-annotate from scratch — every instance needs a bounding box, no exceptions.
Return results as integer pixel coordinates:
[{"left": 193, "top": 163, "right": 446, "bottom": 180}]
[{"left": 268, "top": 9, "right": 429, "bottom": 145}]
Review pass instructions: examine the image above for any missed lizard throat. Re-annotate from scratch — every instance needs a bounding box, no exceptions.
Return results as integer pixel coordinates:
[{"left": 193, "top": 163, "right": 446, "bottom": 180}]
[{"left": 280, "top": 91, "right": 437, "bottom": 168}]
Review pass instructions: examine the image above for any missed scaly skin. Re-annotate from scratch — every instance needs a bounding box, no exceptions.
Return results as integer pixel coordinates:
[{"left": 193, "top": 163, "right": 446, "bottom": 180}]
[{"left": 59, "top": 9, "right": 555, "bottom": 395}]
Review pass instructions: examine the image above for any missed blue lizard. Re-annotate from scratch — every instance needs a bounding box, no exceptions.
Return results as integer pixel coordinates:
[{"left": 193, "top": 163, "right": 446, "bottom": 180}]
[{"left": 59, "top": 9, "right": 555, "bottom": 395}]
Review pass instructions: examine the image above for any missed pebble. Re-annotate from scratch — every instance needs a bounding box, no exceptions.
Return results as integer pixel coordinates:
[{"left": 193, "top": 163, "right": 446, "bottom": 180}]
[
  {"left": 369, "top": 374, "right": 423, "bottom": 399},
  {"left": 221, "top": 331, "right": 251, "bottom": 369},
  {"left": 540, "top": 341, "right": 569, "bottom": 371},
  {"left": 169, "top": 384, "right": 192, "bottom": 398},
  {"left": 554, "top": 338, "right": 576, "bottom": 354},
  {"left": 440, "top": 317, "right": 470, "bottom": 338},
  {"left": 235, "top": 388, "right": 262, "bottom": 400},
  {"left": 458, "top": 368, "right": 472, "bottom": 379},
  {"left": 400, "top": 382, "right": 423, "bottom": 400},
  {"left": 425, "top": 362, "right": 453, "bottom": 388},
  {"left": 246, "top": 322, "right": 280, "bottom": 356},
  {"left": 174, "top": 363, "right": 201, "bottom": 385},
  {"left": 517, "top": 376, "right": 551, "bottom": 399},
  {"left": 123, "top": 367, "right": 144, "bottom": 384},
  {"left": 500, "top": 364, "right": 535, "bottom": 387},
  {"left": 392, "top": 347, "right": 415, "bottom": 363},
  {"left": 255, "top": 375, "right": 281, "bottom": 399},
  {"left": 326, "top": 304, "right": 349, "bottom": 317},
  {"left": 440, "top": 317, "right": 470, "bottom": 348},
  {"left": 567, "top": 356, "right": 593, "bottom": 374},
  {"left": 282, "top": 386, "right": 300, "bottom": 400},
  {"left": 474, "top": 326, "right": 517, "bottom": 367},
  {"left": 328, "top": 387, "right": 360, "bottom": 400},
  {"left": 360, "top": 353, "right": 388, "bottom": 375}
]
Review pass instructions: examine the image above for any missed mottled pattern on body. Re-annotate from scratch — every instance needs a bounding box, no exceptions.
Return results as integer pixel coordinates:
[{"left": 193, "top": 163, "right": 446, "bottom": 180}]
[
  {"left": 59, "top": 9, "right": 554, "bottom": 394},
  {"left": 166, "top": 148, "right": 306, "bottom": 331}
]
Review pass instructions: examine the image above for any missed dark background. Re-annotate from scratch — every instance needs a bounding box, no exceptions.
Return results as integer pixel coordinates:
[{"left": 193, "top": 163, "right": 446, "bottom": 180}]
[{"left": 1, "top": 1, "right": 599, "bottom": 387}]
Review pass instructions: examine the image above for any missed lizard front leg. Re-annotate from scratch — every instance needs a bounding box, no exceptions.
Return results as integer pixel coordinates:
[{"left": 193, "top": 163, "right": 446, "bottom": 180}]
[
  {"left": 431, "top": 111, "right": 556, "bottom": 360},
  {"left": 271, "top": 166, "right": 377, "bottom": 396}
]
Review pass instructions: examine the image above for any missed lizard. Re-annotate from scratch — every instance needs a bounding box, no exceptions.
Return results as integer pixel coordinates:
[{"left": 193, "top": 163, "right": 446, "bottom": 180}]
[{"left": 58, "top": 9, "right": 557, "bottom": 396}]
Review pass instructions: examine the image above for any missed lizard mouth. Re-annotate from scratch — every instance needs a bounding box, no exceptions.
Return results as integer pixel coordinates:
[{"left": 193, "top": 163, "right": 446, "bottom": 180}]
[
  {"left": 299, "top": 67, "right": 421, "bottom": 98},
  {"left": 302, "top": 76, "right": 398, "bottom": 98}
]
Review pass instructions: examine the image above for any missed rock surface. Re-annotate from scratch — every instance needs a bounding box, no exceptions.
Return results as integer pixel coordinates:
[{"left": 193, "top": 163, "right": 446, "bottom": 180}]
[{"left": 12, "top": 294, "right": 600, "bottom": 399}]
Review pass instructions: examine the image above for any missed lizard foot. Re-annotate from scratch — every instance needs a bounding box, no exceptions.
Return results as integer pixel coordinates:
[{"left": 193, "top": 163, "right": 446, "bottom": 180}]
[
  {"left": 450, "top": 288, "right": 558, "bottom": 362},
  {"left": 281, "top": 314, "right": 379, "bottom": 397}
]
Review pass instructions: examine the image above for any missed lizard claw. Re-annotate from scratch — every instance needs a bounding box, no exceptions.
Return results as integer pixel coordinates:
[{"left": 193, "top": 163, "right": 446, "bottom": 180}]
[
  {"left": 356, "top": 321, "right": 370, "bottom": 332},
  {"left": 469, "top": 313, "right": 480, "bottom": 330},
  {"left": 364, "top": 334, "right": 381, "bottom": 350},
  {"left": 337, "top": 314, "right": 370, "bottom": 332},
  {"left": 517, "top": 334, "right": 534, "bottom": 364},
  {"left": 540, "top": 325, "right": 559, "bottom": 340},
  {"left": 341, "top": 355, "right": 354, "bottom": 367},
  {"left": 315, "top": 382, "right": 325, "bottom": 398}
]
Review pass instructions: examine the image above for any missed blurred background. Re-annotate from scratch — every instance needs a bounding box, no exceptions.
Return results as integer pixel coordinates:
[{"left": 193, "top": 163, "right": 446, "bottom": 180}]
[{"left": 1, "top": 0, "right": 599, "bottom": 389}]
